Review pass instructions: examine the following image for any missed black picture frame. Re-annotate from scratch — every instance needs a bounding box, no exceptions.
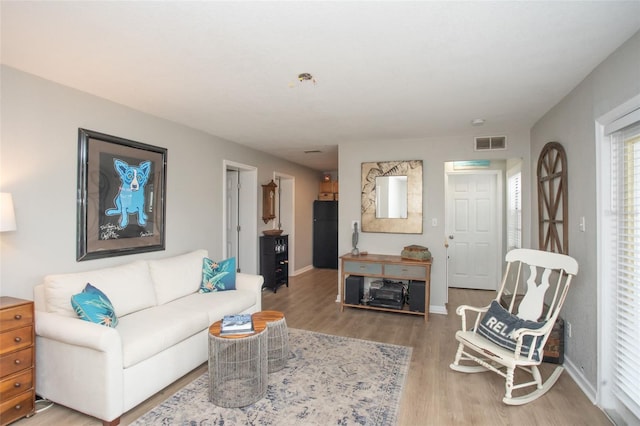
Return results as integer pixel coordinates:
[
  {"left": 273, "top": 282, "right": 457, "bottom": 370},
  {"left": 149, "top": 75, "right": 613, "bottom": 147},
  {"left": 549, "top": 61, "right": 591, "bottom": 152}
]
[{"left": 77, "top": 128, "right": 167, "bottom": 261}]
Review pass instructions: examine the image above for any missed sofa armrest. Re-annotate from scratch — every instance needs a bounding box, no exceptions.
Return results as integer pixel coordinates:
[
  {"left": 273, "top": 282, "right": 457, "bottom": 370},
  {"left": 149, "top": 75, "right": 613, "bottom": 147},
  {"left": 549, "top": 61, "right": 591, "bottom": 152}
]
[
  {"left": 35, "top": 310, "right": 124, "bottom": 423},
  {"left": 236, "top": 272, "right": 264, "bottom": 311},
  {"left": 35, "top": 310, "right": 121, "bottom": 352}
]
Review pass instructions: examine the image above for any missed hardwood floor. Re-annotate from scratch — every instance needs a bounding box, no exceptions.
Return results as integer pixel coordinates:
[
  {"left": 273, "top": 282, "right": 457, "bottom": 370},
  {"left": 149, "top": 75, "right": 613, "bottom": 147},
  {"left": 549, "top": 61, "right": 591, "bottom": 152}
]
[{"left": 17, "top": 268, "right": 611, "bottom": 425}]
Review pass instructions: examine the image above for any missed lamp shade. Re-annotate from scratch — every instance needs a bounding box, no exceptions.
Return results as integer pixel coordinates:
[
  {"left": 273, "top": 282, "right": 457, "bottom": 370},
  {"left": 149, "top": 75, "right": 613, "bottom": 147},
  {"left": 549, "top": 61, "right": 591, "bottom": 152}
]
[{"left": 0, "top": 193, "right": 17, "bottom": 232}]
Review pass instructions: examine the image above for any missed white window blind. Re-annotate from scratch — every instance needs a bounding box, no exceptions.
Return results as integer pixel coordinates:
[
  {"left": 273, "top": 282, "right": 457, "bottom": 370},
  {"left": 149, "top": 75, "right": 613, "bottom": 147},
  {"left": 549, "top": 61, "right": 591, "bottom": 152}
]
[
  {"left": 609, "top": 117, "right": 640, "bottom": 420},
  {"left": 507, "top": 171, "right": 522, "bottom": 250}
]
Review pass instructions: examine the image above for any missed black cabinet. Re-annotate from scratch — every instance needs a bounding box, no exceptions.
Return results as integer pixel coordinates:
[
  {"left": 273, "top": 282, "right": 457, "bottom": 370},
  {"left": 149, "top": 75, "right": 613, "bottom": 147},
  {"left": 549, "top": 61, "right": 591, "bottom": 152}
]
[
  {"left": 260, "top": 235, "right": 288, "bottom": 293},
  {"left": 313, "top": 200, "right": 338, "bottom": 269}
]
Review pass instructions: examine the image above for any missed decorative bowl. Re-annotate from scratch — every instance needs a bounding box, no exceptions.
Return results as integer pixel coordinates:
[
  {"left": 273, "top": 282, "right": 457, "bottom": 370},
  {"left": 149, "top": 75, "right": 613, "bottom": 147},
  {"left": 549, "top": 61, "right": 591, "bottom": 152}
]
[{"left": 263, "top": 229, "right": 284, "bottom": 236}]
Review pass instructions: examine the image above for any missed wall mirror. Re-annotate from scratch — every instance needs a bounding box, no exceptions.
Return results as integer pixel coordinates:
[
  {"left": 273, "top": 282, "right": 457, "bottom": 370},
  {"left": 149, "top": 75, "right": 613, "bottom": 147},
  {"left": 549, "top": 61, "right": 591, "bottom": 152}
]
[
  {"left": 376, "top": 176, "right": 408, "bottom": 218},
  {"left": 361, "top": 160, "right": 423, "bottom": 233}
]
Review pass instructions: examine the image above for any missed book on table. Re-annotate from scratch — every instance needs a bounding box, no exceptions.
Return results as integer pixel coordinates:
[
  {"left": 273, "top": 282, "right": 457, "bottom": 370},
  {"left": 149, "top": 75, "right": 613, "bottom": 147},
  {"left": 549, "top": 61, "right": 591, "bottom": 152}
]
[{"left": 220, "top": 313, "right": 254, "bottom": 334}]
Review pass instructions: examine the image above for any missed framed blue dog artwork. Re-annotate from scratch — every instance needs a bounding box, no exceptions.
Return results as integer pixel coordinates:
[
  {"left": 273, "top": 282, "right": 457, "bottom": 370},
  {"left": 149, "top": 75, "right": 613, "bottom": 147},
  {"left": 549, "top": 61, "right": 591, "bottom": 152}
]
[{"left": 77, "top": 128, "right": 167, "bottom": 261}]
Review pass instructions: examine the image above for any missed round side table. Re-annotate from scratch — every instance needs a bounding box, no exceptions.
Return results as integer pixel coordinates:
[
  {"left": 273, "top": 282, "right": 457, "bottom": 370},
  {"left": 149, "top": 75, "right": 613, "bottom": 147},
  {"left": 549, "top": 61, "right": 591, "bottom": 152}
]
[
  {"left": 208, "top": 318, "right": 268, "bottom": 407},
  {"left": 252, "top": 311, "right": 289, "bottom": 373}
]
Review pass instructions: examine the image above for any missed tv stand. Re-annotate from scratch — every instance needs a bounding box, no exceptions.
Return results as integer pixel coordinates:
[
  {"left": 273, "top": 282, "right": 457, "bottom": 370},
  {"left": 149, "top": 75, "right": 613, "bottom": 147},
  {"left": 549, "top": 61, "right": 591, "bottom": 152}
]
[{"left": 340, "top": 253, "right": 431, "bottom": 322}]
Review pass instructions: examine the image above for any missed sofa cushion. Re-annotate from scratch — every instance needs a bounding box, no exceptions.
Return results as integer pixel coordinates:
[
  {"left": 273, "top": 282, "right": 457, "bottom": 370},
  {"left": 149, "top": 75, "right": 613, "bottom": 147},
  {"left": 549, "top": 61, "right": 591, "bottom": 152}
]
[
  {"left": 71, "top": 283, "right": 119, "bottom": 327},
  {"left": 169, "top": 290, "right": 257, "bottom": 324},
  {"left": 44, "top": 260, "right": 156, "bottom": 318},
  {"left": 117, "top": 304, "right": 209, "bottom": 368},
  {"left": 148, "top": 249, "right": 208, "bottom": 305},
  {"left": 200, "top": 257, "right": 236, "bottom": 292}
]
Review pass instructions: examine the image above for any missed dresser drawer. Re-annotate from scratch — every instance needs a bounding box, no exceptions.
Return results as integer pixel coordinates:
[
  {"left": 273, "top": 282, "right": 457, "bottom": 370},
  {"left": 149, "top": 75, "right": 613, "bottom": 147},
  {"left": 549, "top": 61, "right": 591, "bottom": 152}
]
[
  {"left": 0, "top": 347, "right": 33, "bottom": 377},
  {"left": 384, "top": 264, "right": 427, "bottom": 280},
  {"left": 0, "top": 389, "right": 34, "bottom": 425},
  {"left": 0, "top": 305, "right": 33, "bottom": 332},
  {"left": 0, "top": 325, "right": 33, "bottom": 355},
  {"left": 343, "top": 261, "right": 383, "bottom": 275},
  {"left": 0, "top": 369, "right": 33, "bottom": 401}
]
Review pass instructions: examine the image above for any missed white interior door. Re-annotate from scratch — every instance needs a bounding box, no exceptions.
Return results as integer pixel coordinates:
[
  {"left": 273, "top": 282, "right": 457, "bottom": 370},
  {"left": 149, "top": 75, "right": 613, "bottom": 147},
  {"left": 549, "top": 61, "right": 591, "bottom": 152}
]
[
  {"left": 274, "top": 173, "right": 295, "bottom": 275},
  {"left": 226, "top": 170, "right": 239, "bottom": 269},
  {"left": 222, "top": 161, "right": 258, "bottom": 275},
  {"left": 446, "top": 172, "right": 501, "bottom": 290}
]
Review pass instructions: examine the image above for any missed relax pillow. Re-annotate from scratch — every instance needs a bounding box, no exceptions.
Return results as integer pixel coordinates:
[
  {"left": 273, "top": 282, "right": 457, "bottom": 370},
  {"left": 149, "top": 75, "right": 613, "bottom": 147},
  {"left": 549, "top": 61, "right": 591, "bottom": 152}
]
[
  {"left": 71, "top": 283, "right": 118, "bottom": 327},
  {"left": 477, "top": 300, "right": 546, "bottom": 361},
  {"left": 200, "top": 257, "right": 236, "bottom": 292}
]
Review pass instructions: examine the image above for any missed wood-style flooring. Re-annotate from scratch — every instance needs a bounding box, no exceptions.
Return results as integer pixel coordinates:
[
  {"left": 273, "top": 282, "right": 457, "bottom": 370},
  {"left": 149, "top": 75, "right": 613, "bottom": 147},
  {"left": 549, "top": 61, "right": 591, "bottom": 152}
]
[{"left": 16, "top": 268, "right": 611, "bottom": 425}]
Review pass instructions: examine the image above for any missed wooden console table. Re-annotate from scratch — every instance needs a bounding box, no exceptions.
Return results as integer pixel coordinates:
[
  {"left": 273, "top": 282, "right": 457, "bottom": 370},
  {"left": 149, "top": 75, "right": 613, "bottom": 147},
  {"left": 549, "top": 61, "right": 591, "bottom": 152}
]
[{"left": 340, "top": 253, "right": 431, "bottom": 322}]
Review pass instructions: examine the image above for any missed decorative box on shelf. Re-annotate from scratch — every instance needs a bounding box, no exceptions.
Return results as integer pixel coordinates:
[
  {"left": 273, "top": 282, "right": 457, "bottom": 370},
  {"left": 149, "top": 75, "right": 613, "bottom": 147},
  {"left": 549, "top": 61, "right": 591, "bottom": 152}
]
[
  {"left": 401, "top": 245, "right": 431, "bottom": 261},
  {"left": 318, "top": 180, "right": 338, "bottom": 201}
]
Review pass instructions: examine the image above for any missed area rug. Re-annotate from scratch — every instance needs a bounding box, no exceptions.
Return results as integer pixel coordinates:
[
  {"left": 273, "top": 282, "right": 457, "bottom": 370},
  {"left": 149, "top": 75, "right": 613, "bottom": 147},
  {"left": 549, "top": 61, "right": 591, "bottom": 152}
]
[{"left": 132, "top": 328, "right": 412, "bottom": 425}]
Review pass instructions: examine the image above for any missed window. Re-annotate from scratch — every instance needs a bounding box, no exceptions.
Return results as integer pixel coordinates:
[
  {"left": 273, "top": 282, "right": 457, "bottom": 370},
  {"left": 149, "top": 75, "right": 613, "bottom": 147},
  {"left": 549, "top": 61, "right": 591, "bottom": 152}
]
[
  {"left": 600, "top": 104, "right": 640, "bottom": 424},
  {"left": 507, "top": 167, "right": 522, "bottom": 251}
]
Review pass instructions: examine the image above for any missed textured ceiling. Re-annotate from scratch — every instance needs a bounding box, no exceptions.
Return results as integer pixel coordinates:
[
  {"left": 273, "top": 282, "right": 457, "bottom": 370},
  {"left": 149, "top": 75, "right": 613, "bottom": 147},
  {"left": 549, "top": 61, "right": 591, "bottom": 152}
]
[{"left": 2, "top": 1, "right": 640, "bottom": 171}]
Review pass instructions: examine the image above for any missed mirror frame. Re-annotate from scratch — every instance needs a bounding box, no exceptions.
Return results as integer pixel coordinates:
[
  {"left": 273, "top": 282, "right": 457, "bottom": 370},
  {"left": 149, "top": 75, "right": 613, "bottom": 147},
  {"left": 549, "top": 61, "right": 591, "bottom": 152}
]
[{"left": 361, "top": 160, "right": 423, "bottom": 233}]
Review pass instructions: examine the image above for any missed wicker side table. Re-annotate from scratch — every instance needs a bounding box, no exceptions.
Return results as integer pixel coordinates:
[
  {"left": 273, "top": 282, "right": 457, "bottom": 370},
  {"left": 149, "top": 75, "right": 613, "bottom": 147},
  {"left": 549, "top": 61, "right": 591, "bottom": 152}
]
[
  {"left": 252, "top": 311, "right": 289, "bottom": 373},
  {"left": 208, "top": 319, "right": 268, "bottom": 407}
]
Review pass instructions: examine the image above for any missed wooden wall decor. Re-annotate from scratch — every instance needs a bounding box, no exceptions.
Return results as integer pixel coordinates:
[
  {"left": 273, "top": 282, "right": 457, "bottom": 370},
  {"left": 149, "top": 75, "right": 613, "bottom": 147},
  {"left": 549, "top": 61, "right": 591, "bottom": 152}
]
[
  {"left": 537, "top": 141, "right": 568, "bottom": 254},
  {"left": 261, "top": 180, "right": 278, "bottom": 224}
]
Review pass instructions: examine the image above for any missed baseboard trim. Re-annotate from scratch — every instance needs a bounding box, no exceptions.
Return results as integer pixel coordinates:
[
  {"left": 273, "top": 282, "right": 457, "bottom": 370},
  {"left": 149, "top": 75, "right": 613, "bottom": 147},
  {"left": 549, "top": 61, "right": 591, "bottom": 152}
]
[
  {"left": 429, "top": 305, "right": 448, "bottom": 315},
  {"left": 292, "top": 264, "right": 314, "bottom": 276},
  {"left": 564, "top": 355, "right": 598, "bottom": 404}
]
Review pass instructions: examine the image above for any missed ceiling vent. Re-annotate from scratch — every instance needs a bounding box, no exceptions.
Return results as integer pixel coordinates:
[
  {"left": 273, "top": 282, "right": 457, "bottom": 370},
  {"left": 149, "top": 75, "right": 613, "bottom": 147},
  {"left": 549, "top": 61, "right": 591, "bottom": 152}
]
[{"left": 474, "top": 136, "right": 506, "bottom": 151}]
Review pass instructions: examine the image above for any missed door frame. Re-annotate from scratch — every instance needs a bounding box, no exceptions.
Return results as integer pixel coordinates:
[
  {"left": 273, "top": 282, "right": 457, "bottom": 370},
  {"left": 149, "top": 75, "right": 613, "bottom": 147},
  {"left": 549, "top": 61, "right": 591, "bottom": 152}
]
[
  {"left": 222, "top": 160, "right": 258, "bottom": 274},
  {"left": 273, "top": 171, "right": 295, "bottom": 275},
  {"left": 444, "top": 167, "right": 503, "bottom": 296}
]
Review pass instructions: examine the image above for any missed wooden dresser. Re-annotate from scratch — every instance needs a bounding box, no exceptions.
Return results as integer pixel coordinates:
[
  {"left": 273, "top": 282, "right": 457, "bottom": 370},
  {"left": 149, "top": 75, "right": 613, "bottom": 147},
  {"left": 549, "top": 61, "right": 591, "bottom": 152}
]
[{"left": 0, "top": 297, "right": 35, "bottom": 425}]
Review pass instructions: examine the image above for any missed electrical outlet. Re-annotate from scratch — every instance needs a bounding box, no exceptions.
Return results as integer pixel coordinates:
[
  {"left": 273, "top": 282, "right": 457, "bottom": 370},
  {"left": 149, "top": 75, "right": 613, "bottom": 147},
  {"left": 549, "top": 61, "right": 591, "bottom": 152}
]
[
  {"left": 567, "top": 321, "right": 572, "bottom": 338},
  {"left": 351, "top": 220, "right": 360, "bottom": 231}
]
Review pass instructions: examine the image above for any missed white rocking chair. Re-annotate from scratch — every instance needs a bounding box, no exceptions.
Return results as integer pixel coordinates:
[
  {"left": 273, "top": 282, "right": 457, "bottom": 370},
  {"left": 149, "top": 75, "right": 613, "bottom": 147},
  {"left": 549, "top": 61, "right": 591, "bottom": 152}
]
[{"left": 449, "top": 248, "right": 578, "bottom": 405}]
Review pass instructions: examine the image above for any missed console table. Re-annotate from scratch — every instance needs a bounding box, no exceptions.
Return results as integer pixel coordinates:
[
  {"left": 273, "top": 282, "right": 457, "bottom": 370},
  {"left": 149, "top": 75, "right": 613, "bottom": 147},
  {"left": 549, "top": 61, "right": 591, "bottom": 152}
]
[{"left": 340, "top": 253, "right": 431, "bottom": 322}]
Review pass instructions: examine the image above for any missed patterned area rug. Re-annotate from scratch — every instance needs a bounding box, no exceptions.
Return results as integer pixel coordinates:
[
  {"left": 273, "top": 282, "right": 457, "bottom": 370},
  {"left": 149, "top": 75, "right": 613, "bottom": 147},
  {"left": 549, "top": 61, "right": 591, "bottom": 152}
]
[{"left": 132, "top": 328, "right": 412, "bottom": 425}]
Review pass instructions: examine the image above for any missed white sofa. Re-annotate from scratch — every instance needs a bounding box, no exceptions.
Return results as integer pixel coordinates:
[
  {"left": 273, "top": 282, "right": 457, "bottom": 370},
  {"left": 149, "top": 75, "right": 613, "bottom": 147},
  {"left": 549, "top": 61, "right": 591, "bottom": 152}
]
[{"left": 33, "top": 249, "right": 263, "bottom": 426}]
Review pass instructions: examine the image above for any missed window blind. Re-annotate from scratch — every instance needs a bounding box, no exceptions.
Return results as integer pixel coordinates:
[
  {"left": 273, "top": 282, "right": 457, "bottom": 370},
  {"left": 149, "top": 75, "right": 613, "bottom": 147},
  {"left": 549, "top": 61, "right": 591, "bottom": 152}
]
[{"left": 610, "top": 118, "right": 640, "bottom": 420}]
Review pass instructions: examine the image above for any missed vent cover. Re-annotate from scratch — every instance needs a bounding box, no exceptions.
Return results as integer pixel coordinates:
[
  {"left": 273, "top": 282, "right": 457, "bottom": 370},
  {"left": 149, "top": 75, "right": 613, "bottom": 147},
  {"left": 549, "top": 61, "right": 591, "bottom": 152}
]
[{"left": 475, "top": 136, "right": 506, "bottom": 151}]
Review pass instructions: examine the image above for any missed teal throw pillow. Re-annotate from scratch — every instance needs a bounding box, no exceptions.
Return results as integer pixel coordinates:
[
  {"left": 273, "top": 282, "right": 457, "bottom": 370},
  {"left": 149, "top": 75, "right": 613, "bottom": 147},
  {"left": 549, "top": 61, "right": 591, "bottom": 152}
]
[
  {"left": 71, "top": 283, "right": 118, "bottom": 327},
  {"left": 476, "top": 300, "right": 546, "bottom": 361},
  {"left": 200, "top": 257, "right": 236, "bottom": 293}
]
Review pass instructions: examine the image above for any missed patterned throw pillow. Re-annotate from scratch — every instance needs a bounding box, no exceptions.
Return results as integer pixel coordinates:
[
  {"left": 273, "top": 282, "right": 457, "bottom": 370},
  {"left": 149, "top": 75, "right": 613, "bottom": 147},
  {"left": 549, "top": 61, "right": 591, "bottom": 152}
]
[
  {"left": 477, "top": 300, "right": 546, "bottom": 361},
  {"left": 70, "top": 283, "right": 118, "bottom": 327},
  {"left": 199, "top": 257, "right": 236, "bottom": 293}
]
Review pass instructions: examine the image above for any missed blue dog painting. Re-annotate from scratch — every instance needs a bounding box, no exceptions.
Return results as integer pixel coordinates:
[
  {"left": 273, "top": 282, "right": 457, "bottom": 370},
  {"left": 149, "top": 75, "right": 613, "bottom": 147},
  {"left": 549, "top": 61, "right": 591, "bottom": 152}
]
[{"left": 105, "top": 159, "right": 151, "bottom": 228}]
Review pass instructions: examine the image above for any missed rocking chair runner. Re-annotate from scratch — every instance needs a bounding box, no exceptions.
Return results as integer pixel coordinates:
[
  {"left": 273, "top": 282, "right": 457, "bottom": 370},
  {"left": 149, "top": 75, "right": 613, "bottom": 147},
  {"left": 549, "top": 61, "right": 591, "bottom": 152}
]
[{"left": 449, "top": 248, "right": 579, "bottom": 405}]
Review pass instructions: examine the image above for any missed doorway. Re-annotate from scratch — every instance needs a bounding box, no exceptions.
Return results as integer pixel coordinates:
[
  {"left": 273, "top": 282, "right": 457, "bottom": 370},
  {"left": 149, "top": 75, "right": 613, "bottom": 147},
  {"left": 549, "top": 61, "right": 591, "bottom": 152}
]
[
  {"left": 223, "top": 161, "right": 258, "bottom": 274},
  {"left": 274, "top": 172, "right": 295, "bottom": 275},
  {"left": 445, "top": 166, "right": 502, "bottom": 291}
]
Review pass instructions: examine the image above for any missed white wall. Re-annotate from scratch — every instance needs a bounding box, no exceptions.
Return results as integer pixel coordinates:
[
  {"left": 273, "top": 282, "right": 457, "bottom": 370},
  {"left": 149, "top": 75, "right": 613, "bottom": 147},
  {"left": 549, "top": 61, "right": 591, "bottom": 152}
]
[
  {"left": 531, "top": 30, "right": 640, "bottom": 393},
  {"left": 338, "top": 130, "right": 532, "bottom": 312},
  {"left": 0, "top": 66, "right": 319, "bottom": 300}
]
